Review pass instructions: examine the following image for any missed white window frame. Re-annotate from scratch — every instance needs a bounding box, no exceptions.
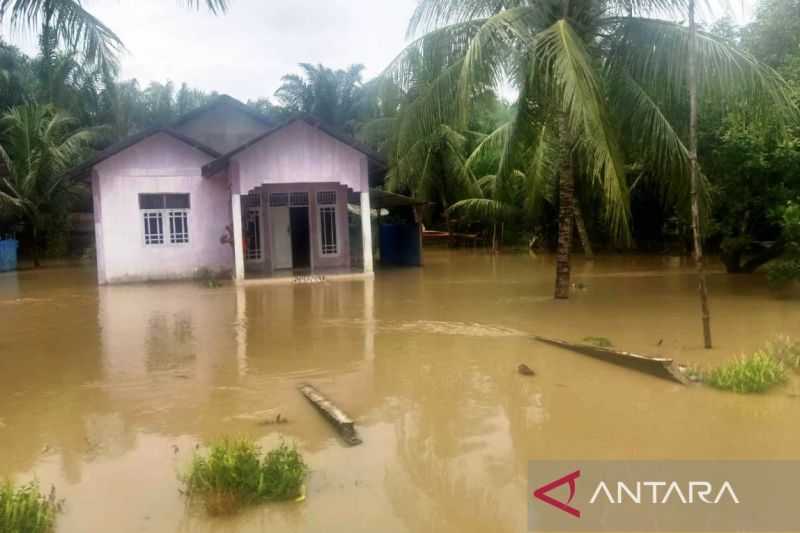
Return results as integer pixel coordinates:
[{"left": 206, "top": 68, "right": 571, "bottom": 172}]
[
  {"left": 168, "top": 210, "right": 190, "bottom": 244},
  {"left": 317, "top": 191, "right": 339, "bottom": 257},
  {"left": 139, "top": 194, "right": 191, "bottom": 247},
  {"left": 142, "top": 210, "right": 165, "bottom": 246}
]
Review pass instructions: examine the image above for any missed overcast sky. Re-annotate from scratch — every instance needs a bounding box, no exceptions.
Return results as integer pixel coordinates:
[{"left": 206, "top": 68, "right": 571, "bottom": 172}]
[{"left": 6, "top": 0, "right": 756, "bottom": 103}]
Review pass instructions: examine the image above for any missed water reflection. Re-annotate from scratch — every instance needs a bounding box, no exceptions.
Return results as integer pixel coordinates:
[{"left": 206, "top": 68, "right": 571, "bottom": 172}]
[{"left": 1, "top": 252, "right": 799, "bottom": 532}]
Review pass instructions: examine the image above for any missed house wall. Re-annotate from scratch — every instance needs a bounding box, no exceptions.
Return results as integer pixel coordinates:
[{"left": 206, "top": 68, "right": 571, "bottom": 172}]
[
  {"left": 92, "top": 133, "right": 233, "bottom": 284},
  {"left": 231, "top": 120, "right": 369, "bottom": 195},
  {"left": 245, "top": 182, "right": 352, "bottom": 273},
  {"left": 174, "top": 104, "right": 271, "bottom": 154}
]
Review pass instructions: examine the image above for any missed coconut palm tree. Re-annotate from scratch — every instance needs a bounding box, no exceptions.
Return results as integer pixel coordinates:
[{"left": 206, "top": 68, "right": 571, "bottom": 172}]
[
  {"left": 0, "top": 0, "right": 229, "bottom": 70},
  {"left": 386, "top": 0, "right": 793, "bottom": 300},
  {"left": 0, "top": 104, "right": 96, "bottom": 265},
  {"left": 276, "top": 63, "right": 367, "bottom": 133},
  {"left": 360, "top": 45, "right": 497, "bottom": 241}
]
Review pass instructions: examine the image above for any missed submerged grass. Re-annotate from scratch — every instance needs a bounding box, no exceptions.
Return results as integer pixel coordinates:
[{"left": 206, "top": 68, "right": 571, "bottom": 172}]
[
  {"left": 582, "top": 336, "right": 613, "bottom": 348},
  {"left": 182, "top": 438, "right": 307, "bottom": 515},
  {"left": 764, "top": 335, "right": 800, "bottom": 369},
  {"left": 704, "top": 336, "right": 800, "bottom": 394},
  {"left": 0, "top": 481, "right": 61, "bottom": 533},
  {"left": 706, "top": 352, "right": 787, "bottom": 393}
]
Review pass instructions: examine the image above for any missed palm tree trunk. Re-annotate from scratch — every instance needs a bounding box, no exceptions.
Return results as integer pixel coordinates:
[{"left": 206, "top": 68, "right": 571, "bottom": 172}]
[
  {"left": 573, "top": 203, "right": 594, "bottom": 259},
  {"left": 688, "top": 0, "right": 713, "bottom": 349},
  {"left": 555, "top": 116, "right": 575, "bottom": 299}
]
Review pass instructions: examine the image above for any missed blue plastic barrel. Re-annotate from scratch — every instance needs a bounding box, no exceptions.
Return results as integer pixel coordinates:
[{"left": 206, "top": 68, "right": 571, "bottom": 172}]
[
  {"left": 0, "top": 240, "right": 18, "bottom": 272},
  {"left": 379, "top": 224, "right": 422, "bottom": 266}
]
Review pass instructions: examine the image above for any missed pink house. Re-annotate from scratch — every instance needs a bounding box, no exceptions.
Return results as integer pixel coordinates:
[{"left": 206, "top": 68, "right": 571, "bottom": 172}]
[{"left": 72, "top": 96, "right": 383, "bottom": 284}]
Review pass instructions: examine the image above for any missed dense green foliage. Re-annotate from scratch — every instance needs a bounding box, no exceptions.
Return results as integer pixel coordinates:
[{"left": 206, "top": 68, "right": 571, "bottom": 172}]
[
  {"left": 0, "top": 104, "right": 96, "bottom": 262},
  {"left": 183, "top": 439, "right": 307, "bottom": 515},
  {"left": 699, "top": 3, "right": 800, "bottom": 274},
  {"left": 705, "top": 336, "right": 800, "bottom": 393},
  {"left": 0, "top": 481, "right": 61, "bottom": 533},
  {"left": 366, "top": 0, "right": 795, "bottom": 273},
  {"left": 767, "top": 201, "right": 800, "bottom": 286}
]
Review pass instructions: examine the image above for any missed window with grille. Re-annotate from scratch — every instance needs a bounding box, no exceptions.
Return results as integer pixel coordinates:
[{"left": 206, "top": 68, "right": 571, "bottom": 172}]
[
  {"left": 319, "top": 205, "right": 338, "bottom": 255},
  {"left": 317, "top": 191, "right": 337, "bottom": 205},
  {"left": 169, "top": 211, "right": 189, "bottom": 244},
  {"left": 143, "top": 212, "right": 164, "bottom": 245},
  {"left": 139, "top": 193, "right": 190, "bottom": 246},
  {"left": 243, "top": 193, "right": 261, "bottom": 209},
  {"left": 269, "top": 193, "right": 289, "bottom": 207},
  {"left": 290, "top": 192, "right": 309, "bottom": 206}
]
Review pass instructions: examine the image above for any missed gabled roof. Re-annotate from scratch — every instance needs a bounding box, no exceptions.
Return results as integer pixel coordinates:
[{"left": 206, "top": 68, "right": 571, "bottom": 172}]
[
  {"left": 201, "top": 115, "right": 386, "bottom": 178},
  {"left": 68, "top": 128, "right": 222, "bottom": 181},
  {"left": 66, "top": 95, "right": 386, "bottom": 184},
  {"left": 171, "top": 94, "right": 275, "bottom": 129}
]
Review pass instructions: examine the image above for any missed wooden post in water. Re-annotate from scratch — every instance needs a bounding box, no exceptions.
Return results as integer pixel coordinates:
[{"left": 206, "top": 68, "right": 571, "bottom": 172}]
[
  {"left": 298, "top": 384, "right": 362, "bottom": 446},
  {"left": 688, "top": 0, "right": 713, "bottom": 349}
]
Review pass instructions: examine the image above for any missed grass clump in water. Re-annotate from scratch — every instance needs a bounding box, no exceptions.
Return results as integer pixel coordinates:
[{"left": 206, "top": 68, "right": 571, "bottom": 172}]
[
  {"left": 706, "top": 351, "right": 787, "bottom": 394},
  {"left": 183, "top": 438, "right": 307, "bottom": 515},
  {"left": 0, "top": 481, "right": 61, "bottom": 533},
  {"left": 764, "top": 335, "right": 800, "bottom": 369}
]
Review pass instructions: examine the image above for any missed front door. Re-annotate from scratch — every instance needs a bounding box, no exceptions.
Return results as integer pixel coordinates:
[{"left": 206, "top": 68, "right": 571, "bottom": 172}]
[
  {"left": 290, "top": 207, "right": 311, "bottom": 269},
  {"left": 270, "top": 205, "right": 292, "bottom": 270}
]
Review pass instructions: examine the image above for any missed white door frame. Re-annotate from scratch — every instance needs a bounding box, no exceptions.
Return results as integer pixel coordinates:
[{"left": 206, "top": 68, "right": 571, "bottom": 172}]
[{"left": 269, "top": 192, "right": 293, "bottom": 270}]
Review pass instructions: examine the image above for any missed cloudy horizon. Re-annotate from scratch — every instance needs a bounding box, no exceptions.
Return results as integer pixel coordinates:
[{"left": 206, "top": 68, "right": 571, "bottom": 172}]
[{"left": 4, "top": 0, "right": 755, "bottom": 104}]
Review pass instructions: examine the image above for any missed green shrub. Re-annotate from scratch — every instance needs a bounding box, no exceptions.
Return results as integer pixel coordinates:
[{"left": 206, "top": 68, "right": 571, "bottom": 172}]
[
  {"left": 0, "top": 481, "right": 61, "bottom": 533},
  {"left": 768, "top": 201, "right": 800, "bottom": 287},
  {"left": 183, "top": 439, "right": 307, "bottom": 515},
  {"left": 767, "top": 259, "right": 800, "bottom": 288},
  {"left": 706, "top": 352, "right": 787, "bottom": 393}
]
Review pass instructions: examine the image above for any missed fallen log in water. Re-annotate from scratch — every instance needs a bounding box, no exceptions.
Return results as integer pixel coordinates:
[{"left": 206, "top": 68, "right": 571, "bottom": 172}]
[
  {"left": 298, "top": 384, "right": 362, "bottom": 446},
  {"left": 532, "top": 336, "right": 690, "bottom": 385}
]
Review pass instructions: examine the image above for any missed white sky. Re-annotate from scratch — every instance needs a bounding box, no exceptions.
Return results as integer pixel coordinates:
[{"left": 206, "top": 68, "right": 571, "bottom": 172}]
[{"left": 4, "top": 0, "right": 757, "bottom": 103}]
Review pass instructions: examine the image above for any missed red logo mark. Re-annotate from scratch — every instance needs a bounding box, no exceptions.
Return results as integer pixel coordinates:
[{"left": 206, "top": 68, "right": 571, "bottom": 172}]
[{"left": 533, "top": 470, "right": 581, "bottom": 518}]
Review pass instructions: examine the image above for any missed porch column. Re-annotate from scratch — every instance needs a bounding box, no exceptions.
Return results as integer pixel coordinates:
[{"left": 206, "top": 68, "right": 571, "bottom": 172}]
[
  {"left": 231, "top": 193, "right": 245, "bottom": 282},
  {"left": 360, "top": 191, "right": 374, "bottom": 273}
]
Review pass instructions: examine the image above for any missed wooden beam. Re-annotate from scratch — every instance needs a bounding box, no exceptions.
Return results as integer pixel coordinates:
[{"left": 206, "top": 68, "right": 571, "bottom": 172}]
[
  {"left": 298, "top": 384, "right": 362, "bottom": 446},
  {"left": 533, "top": 336, "right": 690, "bottom": 385}
]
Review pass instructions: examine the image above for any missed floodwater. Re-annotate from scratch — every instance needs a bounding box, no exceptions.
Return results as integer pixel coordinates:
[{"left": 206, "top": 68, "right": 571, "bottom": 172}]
[{"left": 1, "top": 250, "right": 798, "bottom": 532}]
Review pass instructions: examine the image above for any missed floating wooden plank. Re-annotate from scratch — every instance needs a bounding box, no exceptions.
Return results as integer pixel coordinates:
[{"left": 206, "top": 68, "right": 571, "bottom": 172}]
[
  {"left": 532, "top": 336, "right": 690, "bottom": 385},
  {"left": 298, "top": 384, "right": 362, "bottom": 446}
]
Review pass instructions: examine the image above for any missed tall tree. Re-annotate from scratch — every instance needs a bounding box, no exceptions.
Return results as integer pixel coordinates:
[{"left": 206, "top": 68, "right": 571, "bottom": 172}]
[
  {"left": 360, "top": 46, "right": 489, "bottom": 222},
  {"left": 687, "top": 0, "right": 712, "bottom": 347},
  {"left": 387, "top": 0, "right": 792, "bottom": 300},
  {"left": 276, "top": 63, "right": 366, "bottom": 132}
]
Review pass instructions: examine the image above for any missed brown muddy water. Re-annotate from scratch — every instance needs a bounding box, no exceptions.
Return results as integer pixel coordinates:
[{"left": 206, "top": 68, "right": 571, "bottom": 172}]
[{"left": 1, "top": 250, "right": 799, "bottom": 532}]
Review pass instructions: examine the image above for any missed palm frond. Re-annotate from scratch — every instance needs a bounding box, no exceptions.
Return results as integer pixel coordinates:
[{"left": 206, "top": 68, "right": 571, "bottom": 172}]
[
  {"left": 606, "top": 17, "right": 796, "bottom": 121},
  {"left": 534, "top": 19, "right": 630, "bottom": 239},
  {"left": 464, "top": 121, "right": 511, "bottom": 173},
  {"left": 447, "top": 197, "right": 519, "bottom": 221}
]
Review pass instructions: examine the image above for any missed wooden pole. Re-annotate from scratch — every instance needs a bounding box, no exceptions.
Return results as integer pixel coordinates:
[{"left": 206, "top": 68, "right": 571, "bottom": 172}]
[
  {"left": 688, "top": 0, "right": 713, "bottom": 349},
  {"left": 299, "top": 384, "right": 362, "bottom": 446}
]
